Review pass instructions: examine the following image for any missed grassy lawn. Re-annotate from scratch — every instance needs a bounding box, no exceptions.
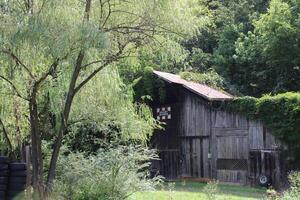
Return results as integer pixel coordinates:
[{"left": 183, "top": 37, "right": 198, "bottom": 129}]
[{"left": 130, "top": 181, "right": 267, "bottom": 200}]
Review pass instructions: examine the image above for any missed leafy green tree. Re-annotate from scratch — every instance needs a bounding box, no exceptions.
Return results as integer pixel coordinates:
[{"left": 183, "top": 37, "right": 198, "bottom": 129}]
[
  {"left": 228, "top": 0, "right": 300, "bottom": 96},
  {"left": 253, "top": 0, "right": 300, "bottom": 93},
  {"left": 0, "top": 0, "right": 196, "bottom": 196}
]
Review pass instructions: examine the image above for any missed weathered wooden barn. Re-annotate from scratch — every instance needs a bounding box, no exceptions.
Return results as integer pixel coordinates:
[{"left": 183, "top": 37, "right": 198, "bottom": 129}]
[{"left": 150, "top": 71, "right": 284, "bottom": 186}]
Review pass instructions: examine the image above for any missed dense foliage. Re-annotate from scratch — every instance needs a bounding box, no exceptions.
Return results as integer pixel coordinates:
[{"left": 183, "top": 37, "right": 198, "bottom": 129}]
[
  {"left": 52, "top": 146, "right": 161, "bottom": 200},
  {"left": 0, "top": 0, "right": 196, "bottom": 195},
  {"left": 132, "top": 67, "right": 167, "bottom": 104},
  {"left": 67, "top": 68, "right": 158, "bottom": 153},
  {"left": 132, "top": 0, "right": 298, "bottom": 97},
  {"left": 227, "top": 93, "right": 300, "bottom": 165},
  {"left": 1, "top": 0, "right": 300, "bottom": 198},
  {"left": 228, "top": 93, "right": 300, "bottom": 146},
  {"left": 267, "top": 172, "right": 300, "bottom": 200}
]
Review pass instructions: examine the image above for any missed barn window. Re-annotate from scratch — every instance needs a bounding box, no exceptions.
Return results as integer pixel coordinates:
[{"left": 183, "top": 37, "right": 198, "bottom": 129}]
[{"left": 217, "top": 159, "right": 248, "bottom": 171}]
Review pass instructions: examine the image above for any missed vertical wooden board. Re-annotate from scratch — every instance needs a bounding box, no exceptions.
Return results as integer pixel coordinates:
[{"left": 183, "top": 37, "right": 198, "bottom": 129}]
[
  {"left": 194, "top": 101, "right": 199, "bottom": 136},
  {"left": 186, "top": 140, "right": 191, "bottom": 176},
  {"left": 185, "top": 96, "right": 189, "bottom": 136},
  {"left": 180, "top": 140, "right": 186, "bottom": 176},
  {"left": 249, "top": 121, "right": 264, "bottom": 149},
  {"left": 213, "top": 110, "right": 248, "bottom": 129},
  {"left": 203, "top": 138, "right": 210, "bottom": 178},
  {"left": 214, "top": 110, "right": 225, "bottom": 128},
  {"left": 217, "top": 136, "right": 248, "bottom": 159},
  {"left": 192, "top": 99, "right": 197, "bottom": 136},
  {"left": 203, "top": 104, "right": 211, "bottom": 136},
  {"left": 265, "top": 131, "right": 278, "bottom": 149},
  {"left": 196, "top": 138, "right": 200, "bottom": 177},
  {"left": 192, "top": 139, "right": 197, "bottom": 177},
  {"left": 184, "top": 140, "right": 191, "bottom": 176},
  {"left": 196, "top": 138, "right": 201, "bottom": 177}
]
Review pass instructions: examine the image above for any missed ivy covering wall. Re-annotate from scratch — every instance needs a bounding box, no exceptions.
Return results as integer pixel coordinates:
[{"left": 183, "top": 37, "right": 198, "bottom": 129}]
[{"left": 226, "top": 92, "right": 300, "bottom": 164}]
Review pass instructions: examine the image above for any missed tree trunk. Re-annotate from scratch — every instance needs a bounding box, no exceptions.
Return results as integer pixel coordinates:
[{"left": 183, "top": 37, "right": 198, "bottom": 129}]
[
  {"left": 29, "top": 88, "right": 44, "bottom": 198},
  {"left": 46, "top": 51, "right": 85, "bottom": 188},
  {"left": 46, "top": 0, "right": 92, "bottom": 190}
]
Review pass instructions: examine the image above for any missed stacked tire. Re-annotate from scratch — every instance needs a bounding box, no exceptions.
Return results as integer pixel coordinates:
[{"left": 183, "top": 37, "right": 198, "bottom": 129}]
[
  {"left": 0, "top": 156, "right": 9, "bottom": 200},
  {"left": 7, "top": 163, "right": 27, "bottom": 200}
]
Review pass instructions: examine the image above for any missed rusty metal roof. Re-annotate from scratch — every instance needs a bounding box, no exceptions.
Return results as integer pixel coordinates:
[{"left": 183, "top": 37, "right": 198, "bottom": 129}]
[{"left": 153, "top": 70, "right": 233, "bottom": 101}]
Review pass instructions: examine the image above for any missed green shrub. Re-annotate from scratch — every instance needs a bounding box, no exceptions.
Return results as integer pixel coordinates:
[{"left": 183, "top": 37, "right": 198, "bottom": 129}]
[
  {"left": 282, "top": 172, "right": 300, "bottom": 199},
  {"left": 202, "top": 180, "right": 219, "bottom": 200},
  {"left": 267, "top": 172, "right": 300, "bottom": 200},
  {"left": 52, "top": 146, "right": 162, "bottom": 200}
]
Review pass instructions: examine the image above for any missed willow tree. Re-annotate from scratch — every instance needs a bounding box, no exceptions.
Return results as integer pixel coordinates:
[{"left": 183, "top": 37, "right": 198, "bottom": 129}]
[{"left": 0, "top": 0, "right": 196, "bottom": 195}]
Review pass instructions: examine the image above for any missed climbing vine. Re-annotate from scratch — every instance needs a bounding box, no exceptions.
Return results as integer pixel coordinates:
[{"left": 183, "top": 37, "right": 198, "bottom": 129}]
[{"left": 226, "top": 92, "right": 300, "bottom": 161}]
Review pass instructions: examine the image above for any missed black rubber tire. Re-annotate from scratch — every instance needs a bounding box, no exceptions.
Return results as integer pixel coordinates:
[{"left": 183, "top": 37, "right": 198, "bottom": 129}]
[
  {"left": 0, "top": 177, "right": 8, "bottom": 184},
  {"left": 10, "top": 171, "right": 26, "bottom": 177},
  {"left": 0, "top": 190, "right": 6, "bottom": 197},
  {"left": 7, "top": 190, "right": 24, "bottom": 198},
  {"left": 0, "top": 170, "right": 9, "bottom": 176},
  {"left": 8, "top": 183, "right": 26, "bottom": 190},
  {"left": 258, "top": 174, "right": 271, "bottom": 187},
  {"left": 0, "top": 164, "right": 8, "bottom": 170},
  {"left": 9, "top": 177, "right": 26, "bottom": 184},
  {"left": 0, "top": 184, "right": 7, "bottom": 191},
  {"left": 9, "top": 163, "right": 26, "bottom": 171},
  {"left": 0, "top": 156, "right": 9, "bottom": 164},
  {"left": 7, "top": 194, "right": 24, "bottom": 200}
]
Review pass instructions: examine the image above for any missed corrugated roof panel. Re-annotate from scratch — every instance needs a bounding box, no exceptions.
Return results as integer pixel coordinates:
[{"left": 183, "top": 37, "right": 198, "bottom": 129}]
[{"left": 153, "top": 70, "right": 233, "bottom": 101}]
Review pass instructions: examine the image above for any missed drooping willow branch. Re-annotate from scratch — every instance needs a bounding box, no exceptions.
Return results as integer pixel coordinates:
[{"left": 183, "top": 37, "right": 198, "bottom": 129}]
[
  {"left": 0, "top": 75, "right": 29, "bottom": 101},
  {"left": 1, "top": 49, "right": 35, "bottom": 79}
]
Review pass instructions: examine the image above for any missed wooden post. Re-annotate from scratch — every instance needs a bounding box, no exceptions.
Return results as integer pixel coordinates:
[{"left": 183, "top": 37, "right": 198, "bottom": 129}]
[
  {"left": 25, "top": 146, "right": 31, "bottom": 187},
  {"left": 274, "top": 151, "right": 281, "bottom": 190},
  {"left": 261, "top": 151, "right": 265, "bottom": 175}
]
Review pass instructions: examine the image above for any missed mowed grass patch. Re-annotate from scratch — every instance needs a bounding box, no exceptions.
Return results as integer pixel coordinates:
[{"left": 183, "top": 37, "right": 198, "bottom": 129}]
[{"left": 130, "top": 181, "right": 266, "bottom": 200}]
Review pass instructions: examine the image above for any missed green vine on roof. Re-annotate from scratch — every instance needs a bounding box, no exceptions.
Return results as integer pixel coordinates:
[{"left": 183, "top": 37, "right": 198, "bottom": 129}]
[{"left": 226, "top": 92, "right": 300, "bottom": 147}]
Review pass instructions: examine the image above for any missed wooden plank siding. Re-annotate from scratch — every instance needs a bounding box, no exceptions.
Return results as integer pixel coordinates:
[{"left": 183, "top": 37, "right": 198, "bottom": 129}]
[
  {"left": 151, "top": 83, "right": 281, "bottom": 185},
  {"left": 180, "top": 90, "right": 211, "bottom": 137}
]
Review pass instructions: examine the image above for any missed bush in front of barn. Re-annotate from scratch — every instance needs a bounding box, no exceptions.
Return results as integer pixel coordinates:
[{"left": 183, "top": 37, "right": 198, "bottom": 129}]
[
  {"left": 266, "top": 172, "right": 300, "bottom": 200},
  {"left": 48, "top": 145, "right": 162, "bottom": 200}
]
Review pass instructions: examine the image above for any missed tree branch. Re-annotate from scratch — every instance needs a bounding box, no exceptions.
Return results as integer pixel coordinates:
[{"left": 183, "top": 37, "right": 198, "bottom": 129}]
[
  {"left": 74, "top": 47, "right": 125, "bottom": 94},
  {"left": 1, "top": 49, "right": 35, "bottom": 79},
  {"left": 0, "top": 118, "right": 13, "bottom": 153},
  {"left": 0, "top": 75, "right": 29, "bottom": 101},
  {"left": 35, "top": 58, "right": 60, "bottom": 86},
  {"left": 101, "top": 0, "right": 111, "bottom": 29}
]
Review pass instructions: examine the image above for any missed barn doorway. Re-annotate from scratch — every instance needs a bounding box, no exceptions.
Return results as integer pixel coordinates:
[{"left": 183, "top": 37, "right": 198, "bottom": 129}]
[
  {"left": 180, "top": 137, "right": 210, "bottom": 179},
  {"left": 249, "top": 150, "right": 278, "bottom": 185}
]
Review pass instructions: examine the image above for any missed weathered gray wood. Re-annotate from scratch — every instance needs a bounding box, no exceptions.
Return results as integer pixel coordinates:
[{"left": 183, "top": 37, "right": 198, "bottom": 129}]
[
  {"left": 213, "top": 128, "right": 248, "bottom": 136},
  {"left": 213, "top": 110, "right": 248, "bottom": 129},
  {"left": 217, "top": 170, "right": 247, "bottom": 185},
  {"left": 217, "top": 136, "right": 248, "bottom": 159},
  {"left": 203, "top": 138, "right": 210, "bottom": 178},
  {"left": 181, "top": 92, "right": 211, "bottom": 136},
  {"left": 151, "top": 81, "right": 283, "bottom": 185},
  {"left": 265, "top": 130, "right": 279, "bottom": 149},
  {"left": 249, "top": 121, "right": 264, "bottom": 149}
]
